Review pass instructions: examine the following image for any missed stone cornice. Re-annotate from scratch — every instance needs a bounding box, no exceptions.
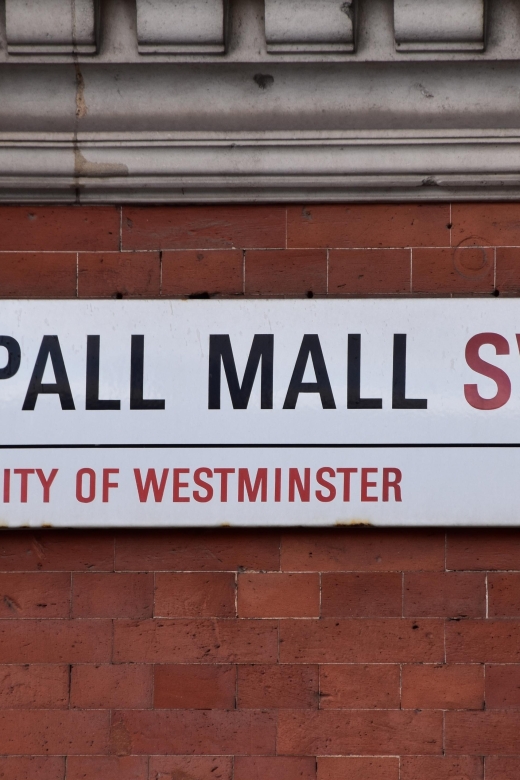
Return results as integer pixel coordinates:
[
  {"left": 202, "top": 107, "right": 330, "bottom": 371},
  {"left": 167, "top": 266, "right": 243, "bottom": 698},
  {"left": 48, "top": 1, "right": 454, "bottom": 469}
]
[{"left": 1, "top": 0, "right": 520, "bottom": 202}]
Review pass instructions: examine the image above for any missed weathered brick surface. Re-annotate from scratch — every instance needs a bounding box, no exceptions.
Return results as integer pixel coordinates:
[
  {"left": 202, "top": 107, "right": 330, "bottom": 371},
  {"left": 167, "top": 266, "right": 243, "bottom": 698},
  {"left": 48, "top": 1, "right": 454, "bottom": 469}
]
[
  {"left": 70, "top": 664, "right": 153, "bottom": 709},
  {"left": 404, "top": 572, "right": 486, "bottom": 618},
  {"left": 328, "top": 248, "right": 410, "bottom": 295},
  {"left": 319, "top": 664, "right": 400, "bottom": 709},
  {"left": 317, "top": 757, "right": 399, "bottom": 780},
  {"left": 320, "top": 573, "right": 402, "bottom": 617},
  {"left": 78, "top": 252, "right": 160, "bottom": 298},
  {"left": 1, "top": 203, "right": 520, "bottom": 775},
  {"left": 161, "top": 250, "right": 243, "bottom": 296},
  {"left": 72, "top": 572, "right": 154, "bottom": 619},
  {"left": 237, "top": 664, "right": 319, "bottom": 709},
  {"left": 154, "top": 664, "right": 236, "bottom": 709},
  {"left": 238, "top": 573, "right": 320, "bottom": 618},
  {"left": 401, "top": 664, "right": 484, "bottom": 710},
  {"left": 155, "top": 572, "right": 236, "bottom": 618}
]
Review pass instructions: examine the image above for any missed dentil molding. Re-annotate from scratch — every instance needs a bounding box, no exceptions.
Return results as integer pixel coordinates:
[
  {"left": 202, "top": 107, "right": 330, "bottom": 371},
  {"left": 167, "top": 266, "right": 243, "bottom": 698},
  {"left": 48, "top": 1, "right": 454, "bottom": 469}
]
[{"left": 0, "top": 0, "right": 520, "bottom": 202}]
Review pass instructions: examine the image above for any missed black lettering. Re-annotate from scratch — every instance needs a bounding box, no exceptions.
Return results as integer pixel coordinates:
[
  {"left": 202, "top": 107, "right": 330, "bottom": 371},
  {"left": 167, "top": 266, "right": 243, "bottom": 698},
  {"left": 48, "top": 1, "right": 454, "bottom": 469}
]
[
  {"left": 0, "top": 336, "right": 21, "bottom": 380},
  {"left": 22, "top": 336, "right": 75, "bottom": 410},
  {"left": 283, "top": 335, "right": 336, "bottom": 409},
  {"left": 208, "top": 334, "right": 273, "bottom": 409},
  {"left": 86, "top": 336, "right": 120, "bottom": 410},
  {"left": 392, "top": 334, "right": 427, "bottom": 409},
  {"left": 130, "top": 335, "right": 165, "bottom": 410},
  {"left": 347, "top": 334, "right": 382, "bottom": 409}
]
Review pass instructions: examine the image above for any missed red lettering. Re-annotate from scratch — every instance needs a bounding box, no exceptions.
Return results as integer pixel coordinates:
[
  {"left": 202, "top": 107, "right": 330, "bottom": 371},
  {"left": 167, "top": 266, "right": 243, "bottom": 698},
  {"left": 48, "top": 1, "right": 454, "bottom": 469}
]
[
  {"left": 288, "top": 468, "right": 310, "bottom": 502},
  {"left": 464, "top": 333, "right": 511, "bottom": 410},
  {"left": 193, "top": 468, "right": 213, "bottom": 503},
  {"left": 76, "top": 468, "right": 95, "bottom": 503},
  {"left": 336, "top": 468, "right": 358, "bottom": 501},
  {"left": 316, "top": 467, "right": 336, "bottom": 502},
  {"left": 382, "top": 468, "right": 402, "bottom": 502},
  {"left": 173, "top": 468, "right": 190, "bottom": 502},
  {"left": 102, "top": 468, "right": 119, "bottom": 503},
  {"left": 134, "top": 468, "right": 168, "bottom": 502},
  {"left": 36, "top": 468, "right": 58, "bottom": 503},
  {"left": 238, "top": 468, "right": 268, "bottom": 502},
  {"left": 13, "top": 469, "right": 35, "bottom": 503},
  {"left": 214, "top": 468, "right": 235, "bottom": 502},
  {"left": 361, "top": 468, "right": 378, "bottom": 502},
  {"left": 274, "top": 468, "right": 281, "bottom": 502},
  {"left": 3, "top": 469, "right": 9, "bottom": 504}
]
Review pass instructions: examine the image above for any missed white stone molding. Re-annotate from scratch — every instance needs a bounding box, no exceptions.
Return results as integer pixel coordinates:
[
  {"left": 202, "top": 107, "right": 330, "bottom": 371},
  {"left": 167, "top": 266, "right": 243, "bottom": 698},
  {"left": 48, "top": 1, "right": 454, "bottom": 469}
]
[
  {"left": 394, "top": 0, "right": 486, "bottom": 53},
  {"left": 5, "top": 0, "right": 98, "bottom": 55},
  {"left": 0, "top": 0, "right": 520, "bottom": 201},
  {"left": 136, "top": 0, "right": 227, "bottom": 54},
  {"left": 264, "top": 0, "right": 356, "bottom": 54}
]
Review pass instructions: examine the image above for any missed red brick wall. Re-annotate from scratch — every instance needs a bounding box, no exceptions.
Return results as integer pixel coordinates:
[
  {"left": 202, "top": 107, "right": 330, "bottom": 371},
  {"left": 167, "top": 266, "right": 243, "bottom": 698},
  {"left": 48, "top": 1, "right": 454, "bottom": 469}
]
[{"left": 0, "top": 204, "right": 520, "bottom": 780}]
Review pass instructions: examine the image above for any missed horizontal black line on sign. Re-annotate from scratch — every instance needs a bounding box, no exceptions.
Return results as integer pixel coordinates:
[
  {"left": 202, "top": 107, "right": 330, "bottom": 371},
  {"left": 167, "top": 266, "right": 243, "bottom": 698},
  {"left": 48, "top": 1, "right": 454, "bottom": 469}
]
[{"left": 0, "top": 443, "right": 518, "bottom": 450}]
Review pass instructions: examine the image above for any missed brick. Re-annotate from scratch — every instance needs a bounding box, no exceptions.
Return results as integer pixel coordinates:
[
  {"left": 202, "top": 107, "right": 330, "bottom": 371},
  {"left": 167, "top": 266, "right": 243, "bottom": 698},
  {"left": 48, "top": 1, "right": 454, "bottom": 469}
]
[
  {"left": 114, "top": 618, "right": 277, "bottom": 663},
  {"left": 235, "top": 756, "right": 317, "bottom": 780},
  {"left": 488, "top": 573, "right": 520, "bottom": 617},
  {"left": 319, "top": 664, "right": 400, "bottom": 709},
  {"left": 245, "top": 249, "right": 327, "bottom": 295},
  {"left": 0, "top": 206, "right": 119, "bottom": 251},
  {"left": 0, "top": 531, "right": 114, "bottom": 572},
  {"left": 280, "top": 529, "right": 444, "bottom": 571},
  {"left": 115, "top": 529, "right": 279, "bottom": 571},
  {"left": 278, "top": 709, "right": 443, "bottom": 755},
  {"left": 0, "top": 756, "right": 65, "bottom": 780},
  {"left": 279, "top": 619, "right": 443, "bottom": 663},
  {"left": 72, "top": 573, "right": 153, "bottom": 618},
  {"left": 447, "top": 530, "right": 520, "bottom": 570},
  {"left": 0, "top": 619, "right": 112, "bottom": 663},
  {"left": 321, "top": 573, "right": 402, "bottom": 617},
  {"left": 0, "top": 664, "right": 68, "bottom": 708},
  {"left": 161, "top": 250, "right": 243, "bottom": 296},
  {"left": 238, "top": 573, "right": 319, "bottom": 618},
  {"left": 122, "top": 205, "right": 286, "bottom": 250},
  {"left": 0, "top": 253, "right": 76, "bottom": 297},
  {"left": 328, "top": 249, "right": 410, "bottom": 294},
  {"left": 0, "top": 709, "right": 109, "bottom": 754},
  {"left": 286, "top": 204, "right": 450, "bottom": 249},
  {"left": 401, "top": 664, "right": 484, "bottom": 709},
  {"left": 71, "top": 664, "right": 153, "bottom": 709},
  {"left": 412, "top": 247, "right": 494, "bottom": 294},
  {"left": 0, "top": 572, "right": 70, "bottom": 618},
  {"left": 486, "top": 757, "right": 520, "bottom": 780},
  {"left": 237, "top": 664, "right": 319, "bottom": 709},
  {"left": 404, "top": 573, "right": 486, "bottom": 618},
  {"left": 400, "top": 756, "right": 483, "bottom": 780},
  {"left": 154, "top": 664, "right": 236, "bottom": 709},
  {"left": 446, "top": 620, "right": 520, "bottom": 663},
  {"left": 446, "top": 711, "right": 520, "bottom": 754},
  {"left": 317, "top": 757, "right": 399, "bottom": 780},
  {"left": 485, "top": 665, "right": 520, "bottom": 708},
  {"left": 110, "top": 709, "right": 276, "bottom": 755},
  {"left": 78, "top": 252, "right": 160, "bottom": 297},
  {"left": 452, "top": 202, "right": 520, "bottom": 246},
  {"left": 149, "top": 756, "right": 233, "bottom": 780},
  {"left": 66, "top": 756, "right": 148, "bottom": 780},
  {"left": 496, "top": 247, "right": 520, "bottom": 294},
  {"left": 154, "top": 572, "right": 235, "bottom": 618}
]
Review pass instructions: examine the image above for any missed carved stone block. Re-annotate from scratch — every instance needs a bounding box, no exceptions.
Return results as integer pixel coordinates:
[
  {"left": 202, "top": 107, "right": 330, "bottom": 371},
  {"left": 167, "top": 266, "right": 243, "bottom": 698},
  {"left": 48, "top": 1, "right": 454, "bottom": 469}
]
[
  {"left": 265, "top": 0, "right": 356, "bottom": 53},
  {"left": 394, "top": 0, "right": 486, "bottom": 52},
  {"left": 5, "top": 0, "right": 98, "bottom": 54},
  {"left": 136, "top": 0, "right": 227, "bottom": 54}
]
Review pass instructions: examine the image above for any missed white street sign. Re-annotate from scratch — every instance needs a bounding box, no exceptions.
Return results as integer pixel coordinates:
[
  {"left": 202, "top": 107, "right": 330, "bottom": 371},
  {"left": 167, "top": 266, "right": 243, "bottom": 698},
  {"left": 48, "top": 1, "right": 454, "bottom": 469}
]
[{"left": 0, "top": 299, "right": 519, "bottom": 527}]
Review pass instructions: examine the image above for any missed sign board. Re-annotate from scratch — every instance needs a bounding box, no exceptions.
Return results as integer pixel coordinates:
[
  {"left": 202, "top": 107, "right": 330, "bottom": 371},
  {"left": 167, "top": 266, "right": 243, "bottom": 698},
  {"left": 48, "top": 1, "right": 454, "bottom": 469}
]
[{"left": 0, "top": 299, "right": 519, "bottom": 527}]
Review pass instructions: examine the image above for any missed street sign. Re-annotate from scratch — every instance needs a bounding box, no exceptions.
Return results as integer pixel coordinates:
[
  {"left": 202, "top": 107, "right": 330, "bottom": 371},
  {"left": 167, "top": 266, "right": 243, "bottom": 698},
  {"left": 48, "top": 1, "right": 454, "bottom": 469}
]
[{"left": 0, "top": 298, "right": 518, "bottom": 527}]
